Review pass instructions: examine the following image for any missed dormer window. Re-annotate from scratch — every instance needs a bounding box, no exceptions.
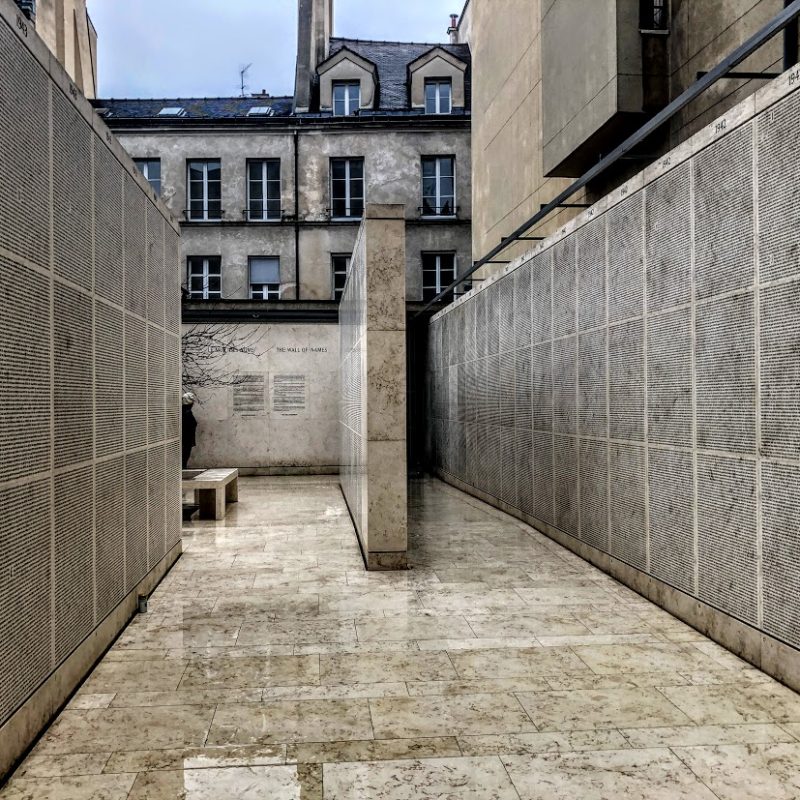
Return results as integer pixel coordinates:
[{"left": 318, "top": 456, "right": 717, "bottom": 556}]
[
  {"left": 425, "top": 79, "right": 452, "bottom": 114},
  {"left": 333, "top": 81, "right": 361, "bottom": 116}
]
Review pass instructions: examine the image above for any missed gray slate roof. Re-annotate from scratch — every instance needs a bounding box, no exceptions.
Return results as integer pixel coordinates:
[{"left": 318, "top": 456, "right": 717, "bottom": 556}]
[
  {"left": 327, "top": 38, "right": 471, "bottom": 111},
  {"left": 93, "top": 96, "right": 295, "bottom": 120}
]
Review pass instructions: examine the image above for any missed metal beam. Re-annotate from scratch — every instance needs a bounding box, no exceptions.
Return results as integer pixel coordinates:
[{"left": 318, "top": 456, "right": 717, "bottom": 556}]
[
  {"left": 697, "top": 71, "right": 780, "bottom": 80},
  {"left": 415, "top": 0, "right": 800, "bottom": 317}
]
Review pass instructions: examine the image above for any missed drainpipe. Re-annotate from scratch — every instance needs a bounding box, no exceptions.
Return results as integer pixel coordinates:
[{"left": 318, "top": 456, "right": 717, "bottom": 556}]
[
  {"left": 786, "top": 0, "right": 799, "bottom": 69},
  {"left": 294, "top": 129, "right": 301, "bottom": 300}
]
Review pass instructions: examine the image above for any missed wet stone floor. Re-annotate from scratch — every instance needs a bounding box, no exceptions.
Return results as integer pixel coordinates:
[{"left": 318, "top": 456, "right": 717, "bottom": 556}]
[{"left": 4, "top": 476, "right": 800, "bottom": 798}]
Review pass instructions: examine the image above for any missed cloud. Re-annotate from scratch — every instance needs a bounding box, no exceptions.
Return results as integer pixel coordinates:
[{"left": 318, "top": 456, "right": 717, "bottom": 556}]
[{"left": 87, "top": 0, "right": 459, "bottom": 98}]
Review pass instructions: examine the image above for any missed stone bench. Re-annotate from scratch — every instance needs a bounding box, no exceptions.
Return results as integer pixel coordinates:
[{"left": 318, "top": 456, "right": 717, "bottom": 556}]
[{"left": 182, "top": 468, "right": 239, "bottom": 520}]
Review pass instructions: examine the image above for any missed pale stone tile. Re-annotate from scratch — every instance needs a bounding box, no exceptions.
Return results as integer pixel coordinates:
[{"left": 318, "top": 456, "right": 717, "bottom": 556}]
[
  {"left": 318, "top": 591, "right": 424, "bottom": 616},
  {"left": 80, "top": 660, "right": 188, "bottom": 694},
  {"left": 0, "top": 774, "right": 136, "bottom": 800},
  {"left": 34, "top": 706, "right": 216, "bottom": 755},
  {"left": 417, "top": 588, "right": 529, "bottom": 614},
  {"left": 164, "top": 644, "right": 295, "bottom": 659},
  {"left": 212, "top": 594, "right": 320, "bottom": 618},
  {"left": 103, "top": 745, "right": 286, "bottom": 774},
  {"left": 368, "top": 693, "right": 536, "bottom": 738},
  {"left": 449, "top": 646, "right": 589, "bottom": 679},
  {"left": 285, "top": 737, "right": 461, "bottom": 764},
  {"left": 503, "top": 748, "right": 719, "bottom": 800},
  {"left": 356, "top": 615, "right": 474, "bottom": 642},
  {"left": 434, "top": 567, "right": 537, "bottom": 587},
  {"left": 207, "top": 699, "right": 374, "bottom": 745},
  {"left": 516, "top": 688, "right": 693, "bottom": 730},
  {"left": 126, "top": 765, "right": 314, "bottom": 800},
  {"left": 237, "top": 618, "right": 357, "bottom": 645},
  {"left": 323, "top": 756, "right": 520, "bottom": 799},
  {"left": 458, "top": 729, "right": 630, "bottom": 756},
  {"left": 545, "top": 672, "right": 691, "bottom": 690},
  {"left": 537, "top": 634, "right": 660, "bottom": 647},
  {"left": 417, "top": 637, "right": 542, "bottom": 651},
  {"left": 516, "top": 586, "right": 619, "bottom": 606},
  {"left": 320, "top": 650, "right": 456, "bottom": 685},
  {"left": 261, "top": 682, "right": 408, "bottom": 701},
  {"left": 672, "top": 743, "right": 800, "bottom": 799},
  {"left": 406, "top": 677, "right": 551, "bottom": 696},
  {"left": 67, "top": 693, "right": 116, "bottom": 710},
  {"left": 115, "top": 620, "right": 242, "bottom": 650},
  {"left": 13, "top": 752, "right": 112, "bottom": 778},
  {"left": 178, "top": 654, "right": 319, "bottom": 690},
  {"left": 659, "top": 683, "right": 800, "bottom": 725},
  {"left": 621, "top": 723, "right": 796, "bottom": 748},
  {"left": 466, "top": 612, "right": 591, "bottom": 638},
  {"left": 293, "top": 640, "right": 420, "bottom": 655},
  {"left": 570, "top": 642, "right": 729, "bottom": 675},
  {"left": 110, "top": 688, "right": 263, "bottom": 707}
]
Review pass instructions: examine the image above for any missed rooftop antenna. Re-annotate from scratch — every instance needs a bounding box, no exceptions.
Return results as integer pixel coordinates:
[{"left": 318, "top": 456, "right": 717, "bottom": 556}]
[{"left": 239, "top": 63, "right": 252, "bottom": 97}]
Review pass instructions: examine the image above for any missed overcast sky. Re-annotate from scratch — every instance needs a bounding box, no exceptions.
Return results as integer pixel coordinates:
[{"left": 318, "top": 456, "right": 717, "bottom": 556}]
[{"left": 86, "top": 0, "right": 460, "bottom": 99}]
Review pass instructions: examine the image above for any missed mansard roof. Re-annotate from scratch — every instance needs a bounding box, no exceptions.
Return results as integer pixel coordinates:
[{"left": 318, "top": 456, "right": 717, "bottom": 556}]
[
  {"left": 326, "top": 37, "right": 471, "bottom": 111},
  {"left": 93, "top": 96, "right": 295, "bottom": 120}
]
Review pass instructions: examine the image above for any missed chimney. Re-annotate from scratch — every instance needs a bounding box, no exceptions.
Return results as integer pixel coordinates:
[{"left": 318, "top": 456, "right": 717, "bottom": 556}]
[
  {"left": 294, "top": 0, "right": 334, "bottom": 113},
  {"left": 448, "top": 13, "right": 459, "bottom": 44}
]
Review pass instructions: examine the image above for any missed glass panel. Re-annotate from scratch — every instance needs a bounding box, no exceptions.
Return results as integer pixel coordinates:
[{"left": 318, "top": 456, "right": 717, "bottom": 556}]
[
  {"left": 349, "top": 159, "right": 364, "bottom": 180},
  {"left": 207, "top": 201, "right": 222, "bottom": 219},
  {"left": 439, "top": 157, "right": 455, "bottom": 178},
  {"left": 350, "top": 178, "right": 364, "bottom": 200},
  {"left": 425, "top": 83, "right": 437, "bottom": 114},
  {"left": 266, "top": 199, "right": 282, "bottom": 218},
  {"left": 350, "top": 197, "right": 364, "bottom": 217},
  {"left": 422, "top": 158, "right": 436, "bottom": 178},
  {"left": 440, "top": 82, "right": 452, "bottom": 113},
  {"left": 148, "top": 160, "right": 161, "bottom": 181},
  {"left": 250, "top": 257, "right": 280, "bottom": 284},
  {"left": 249, "top": 180, "right": 264, "bottom": 201},
  {"left": 189, "top": 200, "right": 204, "bottom": 218},
  {"left": 249, "top": 200, "right": 264, "bottom": 219},
  {"left": 189, "top": 276, "right": 203, "bottom": 290},
  {"left": 207, "top": 182, "right": 221, "bottom": 201},
  {"left": 150, "top": 178, "right": 161, "bottom": 196},
  {"left": 439, "top": 177, "right": 455, "bottom": 198},
  {"left": 208, "top": 276, "right": 221, "bottom": 292},
  {"left": 266, "top": 161, "right": 280, "bottom": 181},
  {"left": 332, "top": 197, "right": 348, "bottom": 218},
  {"left": 331, "top": 160, "right": 346, "bottom": 181},
  {"left": 207, "top": 161, "right": 221, "bottom": 180},
  {"left": 249, "top": 161, "right": 262, "bottom": 182},
  {"left": 348, "top": 84, "right": 360, "bottom": 112},
  {"left": 188, "top": 162, "right": 204, "bottom": 181}
]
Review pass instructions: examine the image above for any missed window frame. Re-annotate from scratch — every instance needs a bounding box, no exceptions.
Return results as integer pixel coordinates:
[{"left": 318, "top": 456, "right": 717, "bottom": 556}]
[
  {"left": 641, "top": 0, "right": 669, "bottom": 30},
  {"left": 330, "top": 157, "right": 365, "bottom": 220},
  {"left": 186, "top": 159, "right": 222, "bottom": 222},
  {"left": 332, "top": 81, "right": 361, "bottom": 116},
  {"left": 247, "top": 159, "right": 282, "bottom": 222},
  {"left": 186, "top": 256, "right": 222, "bottom": 300},
  {"left": 421, "top": 155, "right": 456, "bottom": 218},
  {"left": 424, "top": 78, "right": 453, "bottom": 114},
  {"left": 134, "top": 158, "right": 161, "bottom": 195},
  {"left": 331, "top": 254, "right": 352, "bottom": 301},
  {"left": 249, "top": 256, "right": 281, "bottom": 300},
  {"left": 422, "top": 252, "right": 457, "bottom": 302}
]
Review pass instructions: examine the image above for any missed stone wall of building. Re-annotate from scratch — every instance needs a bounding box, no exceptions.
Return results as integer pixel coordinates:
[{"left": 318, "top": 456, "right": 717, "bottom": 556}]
[
  {"left": 427, "top": 67, "right": 800, "bottom": 689},
  {"left": 182, "top": 322, "right": 339, "bottom": 472},
  {"left": 115, "top": 127, "right": 472, "bottom": 302},
  {"left": 0, "top": 0, "right": 181, "bottom": 777},
  {"left": 462, "top": 0, "right": 787, "bottom": 280},
  {"left": 340, "top": 206, "right": 408, "bottom": 569}
]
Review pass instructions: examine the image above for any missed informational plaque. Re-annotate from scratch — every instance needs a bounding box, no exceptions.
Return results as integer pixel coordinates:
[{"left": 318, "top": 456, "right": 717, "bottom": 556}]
[
  {"left": 271, "top": 374, "right": 308, "bottom": 417},
  {"left": 232, "top": 374, "right": 267, "bottom": 416}
]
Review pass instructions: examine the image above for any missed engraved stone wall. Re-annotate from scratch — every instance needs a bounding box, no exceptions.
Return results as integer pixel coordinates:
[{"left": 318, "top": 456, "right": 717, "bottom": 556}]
[
  {"left": 428, "top": 68, "right": 800, "bottom": 654},
  {"left": 340, "top": 205, "right": 408, "bottom": 570},
  {"left": 0, "top": 0, "right": 181, "bottom": 762}
]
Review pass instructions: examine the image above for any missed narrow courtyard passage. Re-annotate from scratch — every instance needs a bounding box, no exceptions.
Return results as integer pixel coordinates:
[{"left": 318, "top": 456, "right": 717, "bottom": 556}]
[{"left": 4, "top": 477, "right": 800, "bottom": 798}]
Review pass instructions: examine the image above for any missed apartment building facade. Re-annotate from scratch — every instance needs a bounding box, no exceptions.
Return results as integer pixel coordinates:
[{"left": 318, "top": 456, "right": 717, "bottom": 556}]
[{"left": 97, "top": 30, "right": 472, "bottom": 306}]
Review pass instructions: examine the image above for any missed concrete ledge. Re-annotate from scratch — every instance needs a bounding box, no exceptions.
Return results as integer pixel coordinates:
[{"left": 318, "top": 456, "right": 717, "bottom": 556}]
[
  {"left": 435, "top": 470, "right": 800, "bottom": 694},
  {"left": 235, "top": 466, "right": 340, "bottom": 477},
  {"left": 366, "top": 551, "right": 409, "bottom": 571},
  {"left": 0, "top": 541, "right": 182, "bottom": 782}
]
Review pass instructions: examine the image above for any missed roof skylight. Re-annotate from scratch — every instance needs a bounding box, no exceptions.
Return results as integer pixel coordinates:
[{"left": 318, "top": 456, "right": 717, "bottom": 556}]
[
  {"left": 247, "top": 106, "right": 275, "bottom": 117},
  {"left": 158, "top": 106, "right": 187, "bottom": 117}
]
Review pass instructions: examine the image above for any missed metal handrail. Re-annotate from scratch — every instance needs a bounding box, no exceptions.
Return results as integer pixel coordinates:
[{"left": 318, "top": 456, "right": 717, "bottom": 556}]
[{"left": 415, "top": 0, "right": 800, "bottom": 317}]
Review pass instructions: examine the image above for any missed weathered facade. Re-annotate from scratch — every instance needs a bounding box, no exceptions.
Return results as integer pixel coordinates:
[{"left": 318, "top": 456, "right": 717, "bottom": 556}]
[{"left": 458, "top": 0, "right": 796, "bottom": 278}]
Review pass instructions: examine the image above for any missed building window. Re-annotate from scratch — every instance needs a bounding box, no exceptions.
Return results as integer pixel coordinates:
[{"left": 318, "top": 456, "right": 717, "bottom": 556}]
[
  {"left": 641, "top": 0, "right": 668, "bottom": 29},
  {"left": 425, "top": 79, "right": 452, "bottom": 114},
  {"left": 330, "top": 158, "right": 364, "bottom": 219},
  {"left": 134, "top": 158, "right": 161, "bottom": 195},
  {"left": 187, "top": 159, "right": 222, "bottom": 221},
  {"left": 421, "top": 156, "right": 456, "bottom": 217},
  {"left": 332, "top": 81, "right": 361, "bottom": 116},
  {"left": 422, "top": 252, "right": 457, "bottom": 302},
  {"left": 250, "top": 257, "right": 281, "bottom": 300},
  {"left": 187, "top": 256, "right": 221, "bottom": 299},
  {"left": 248, "top": 160, "right": 281, "bottom": 221},
  {"left": 331, "top": 254, "right": 352, "bottom": 301}
]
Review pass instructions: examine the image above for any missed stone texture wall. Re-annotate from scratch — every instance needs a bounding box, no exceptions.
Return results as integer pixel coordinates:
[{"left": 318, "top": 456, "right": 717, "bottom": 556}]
[
  {"left": 182, "top": 322, "right": 339, "bottom": 472},
  {"left": 427, "top": 67, "right": 800, "bottom": 685},
  {"left": 0, "top": 0, "right": 181, "bottom": 776},
  {"left": 340, "top": 205, "right": 408, "bottom": 569}
]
